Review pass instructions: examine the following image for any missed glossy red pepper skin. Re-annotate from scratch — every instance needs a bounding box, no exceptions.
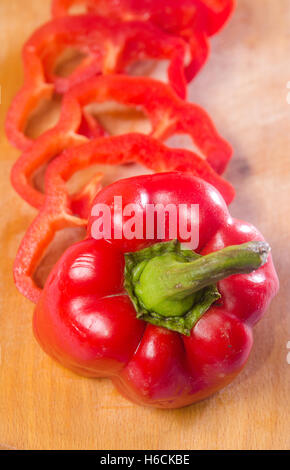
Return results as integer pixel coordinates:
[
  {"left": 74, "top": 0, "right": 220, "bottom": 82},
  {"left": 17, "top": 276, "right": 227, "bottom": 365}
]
[{"left": 33, "top": 173, "right": 278, "bottom": 408}]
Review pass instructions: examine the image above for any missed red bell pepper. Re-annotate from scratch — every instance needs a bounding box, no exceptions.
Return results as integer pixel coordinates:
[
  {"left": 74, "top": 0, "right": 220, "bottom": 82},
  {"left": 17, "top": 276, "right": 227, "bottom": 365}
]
[{"left": 33, "top": 172, "right": 278, "bottom": 408}]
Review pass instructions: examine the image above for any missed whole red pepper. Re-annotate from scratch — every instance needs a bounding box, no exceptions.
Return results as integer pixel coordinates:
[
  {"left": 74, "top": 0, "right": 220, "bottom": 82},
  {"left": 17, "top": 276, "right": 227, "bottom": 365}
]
[{"left": 34, "top": 173, "right": 278, "bottom": 408}]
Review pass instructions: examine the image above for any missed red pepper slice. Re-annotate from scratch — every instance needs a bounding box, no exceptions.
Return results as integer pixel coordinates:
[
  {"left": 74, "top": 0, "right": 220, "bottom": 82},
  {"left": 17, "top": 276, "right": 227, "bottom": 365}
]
[
  {"left": 5, "top": 15, "right": 189, "bottom": 151},
  {"left": 43, "top": 16, "right": 188, "bottom": 97},
  {"left": 13, "top": 186, "right": 88, "bottom": 304},
  {"left": 13, "top": 133, "right": 235, "bottom": 304},
  {"left": 51, "top": 0, "right": 235, "bottom": 75},
  {"left": 51, "top": 0, "right": 235, "bottom": 40},
  {"left": 199, "top": 0, "right": 235, "bottom": 36},
  {"left": 10, "top": 74, "right": 232, "bottom": 210},
  {"left": 46, "top": 133, "right": 235, "bottom": 214}
]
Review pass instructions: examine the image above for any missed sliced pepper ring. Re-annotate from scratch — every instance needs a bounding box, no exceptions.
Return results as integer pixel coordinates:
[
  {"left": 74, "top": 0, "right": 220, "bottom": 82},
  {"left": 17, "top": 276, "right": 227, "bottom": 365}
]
[
  {"left": 51, "top": 0, "right": 235, "bottom": 76},
  {"left": 51, "top": 0, "right": 235, "bottom": 53},
  {"left": 5, "top": 14, "right": 189, "bottom": 151},
  {"left": 46, "top": 132, "right": 235, "bottom": 216},
  {"left": 42, "top": 16, "right": 188, "bottom": 96},
  {"left": 11, "top": 74, "right": 232, "bottom": 210},
  {"left": 13, "top": 189, "right": 88, "bottom": 304},
  {"left": 13, "top": 132, "right": 235, "bottom": 304}
]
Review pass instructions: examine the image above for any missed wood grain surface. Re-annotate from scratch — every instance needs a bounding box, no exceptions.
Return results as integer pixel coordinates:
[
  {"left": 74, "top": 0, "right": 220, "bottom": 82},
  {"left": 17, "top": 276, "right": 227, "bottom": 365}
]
[{"left": 0, "top": 0, "right": 289, "bottom": 450}]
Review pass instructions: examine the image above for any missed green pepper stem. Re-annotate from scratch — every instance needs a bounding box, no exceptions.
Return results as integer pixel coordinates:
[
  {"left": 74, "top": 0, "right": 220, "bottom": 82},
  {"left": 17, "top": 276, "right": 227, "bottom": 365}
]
[
  {"left": 133, "top": 241, "right": 270, "bottom": 318},
  {"left": 159, "top": 241, "right": 269, "bottom": 296}
]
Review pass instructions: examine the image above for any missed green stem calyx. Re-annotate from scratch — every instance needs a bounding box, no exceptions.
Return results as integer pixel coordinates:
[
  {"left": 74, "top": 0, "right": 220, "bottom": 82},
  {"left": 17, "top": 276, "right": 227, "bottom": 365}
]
[{"left": 124, "top": 240, "right": 270, "bottom": 336}]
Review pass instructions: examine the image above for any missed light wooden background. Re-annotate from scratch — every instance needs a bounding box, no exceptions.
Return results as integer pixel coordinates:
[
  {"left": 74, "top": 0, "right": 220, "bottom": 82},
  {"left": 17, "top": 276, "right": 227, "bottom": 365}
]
[{"left": 0, "top": 0, "right": 289, "bottom": 450}]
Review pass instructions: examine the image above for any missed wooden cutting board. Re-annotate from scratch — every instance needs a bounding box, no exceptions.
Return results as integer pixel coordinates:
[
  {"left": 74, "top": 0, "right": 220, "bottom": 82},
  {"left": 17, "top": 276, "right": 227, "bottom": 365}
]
[{"left": 0, "top": 0, "right": 289, "bottom": 450}]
